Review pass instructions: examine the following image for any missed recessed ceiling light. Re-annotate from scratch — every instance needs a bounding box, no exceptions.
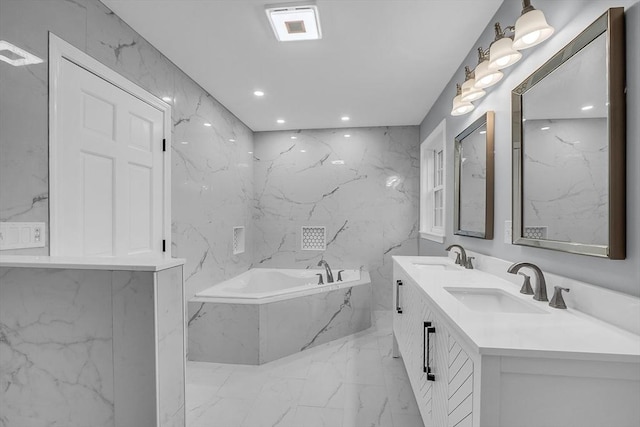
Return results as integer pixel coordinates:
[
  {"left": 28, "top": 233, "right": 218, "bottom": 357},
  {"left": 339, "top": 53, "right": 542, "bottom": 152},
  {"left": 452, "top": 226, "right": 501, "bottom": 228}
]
[
  {"left": 344, "top": 134, "right": 351, "bottom": 138},
  {"left": 204, "top": 123, "right": 212, "bottom": 127},
  {"left": 181, "top": 141, "right": 189, "bottom": 145},
  {"left": 581, "top": 105, "right": 594, "bottom": 111},
  {"left": 248, "top": 151, "right": 253, "bottom": 154},
  {"left": 277, "top": 119, "right": 285, "bottom": 124},
  {"left": 265, "top": 3, "right": 322, "bottom": 42},
  {"left": 254, "top": 90, "right": 265, "bottom": 97},
  {"left": 541, "top": 126, "right": 550, "bottom": 131},
  {"left": 300, "top": 149, "right": 307, "bottom": 153},
  {"left": 331, "top": 160, "right": 345, "bottom": 165},
  {"left": 229, "top": 139, "right": 236, "bottom": 142},
  {"left": 0, "top": 40, "right": 43, "bottom": 66},
  {"left": 341, "top": 116, "right": 350, "bottom": 121},
  {"left": 162, "top": 96, "right": 173, "bottom": 103},
  {"left": 291, "top": 136, "right": 298, "bottom": 139}
]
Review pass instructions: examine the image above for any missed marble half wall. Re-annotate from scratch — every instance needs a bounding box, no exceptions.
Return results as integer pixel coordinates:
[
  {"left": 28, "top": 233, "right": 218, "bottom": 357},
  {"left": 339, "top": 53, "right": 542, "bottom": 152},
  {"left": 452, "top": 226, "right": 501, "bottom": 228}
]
[
  {"left": 253, "top": 127, "right": 420, "bottom": 309},
  {"left": 0, "top": 0, "right": 254, "bottom": 297}
]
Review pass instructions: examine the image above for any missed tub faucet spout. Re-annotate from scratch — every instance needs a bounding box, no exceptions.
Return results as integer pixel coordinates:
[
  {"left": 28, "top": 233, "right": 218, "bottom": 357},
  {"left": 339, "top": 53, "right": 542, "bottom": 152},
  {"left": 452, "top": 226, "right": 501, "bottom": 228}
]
[{"left": 317, "top": 260, "right": 334, "bottom": 283}]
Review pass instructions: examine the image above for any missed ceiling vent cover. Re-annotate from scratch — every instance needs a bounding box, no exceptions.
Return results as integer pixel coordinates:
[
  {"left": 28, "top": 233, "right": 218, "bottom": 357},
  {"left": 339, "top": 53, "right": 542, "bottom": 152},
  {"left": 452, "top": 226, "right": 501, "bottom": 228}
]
[{"left": 265, "top": 3, "right": 322, "bottom": 42}]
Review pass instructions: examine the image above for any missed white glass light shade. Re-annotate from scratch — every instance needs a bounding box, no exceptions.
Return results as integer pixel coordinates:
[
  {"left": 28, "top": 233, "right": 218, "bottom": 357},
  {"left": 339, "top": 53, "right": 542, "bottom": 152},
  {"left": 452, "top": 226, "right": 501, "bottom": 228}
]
[
  {"left": 489, "top": 37, "right": 522, "bottom": 70},
  {"left": 473, "top": 60, "right": 504, "bottom": 89},
  {"left": 460, "top": 78, "right": 486, "bottom": 102},
  {"left": 512, "top": 9, "right": 554, "bottom": 50},
  {"left": 451, "top": 95, "right": 474, "bottom": 116}
]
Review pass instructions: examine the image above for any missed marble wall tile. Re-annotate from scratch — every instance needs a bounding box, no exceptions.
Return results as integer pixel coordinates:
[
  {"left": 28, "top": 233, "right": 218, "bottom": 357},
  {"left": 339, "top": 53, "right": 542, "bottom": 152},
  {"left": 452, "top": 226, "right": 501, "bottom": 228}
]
[
  {"left": 253, "top": 127, "right": 420, "bottom": 309},
  {"left": 0, "top": 0, "right": 254, "bottom": 298},
  {"left": 156, "top": 266, "right": 186, "bottom": 427},
  {"left": 112, "top": 270, "right": 156, "bottom": 427},
  {"left": 0, "top": 267, "right": 114, "bottom": 427}
]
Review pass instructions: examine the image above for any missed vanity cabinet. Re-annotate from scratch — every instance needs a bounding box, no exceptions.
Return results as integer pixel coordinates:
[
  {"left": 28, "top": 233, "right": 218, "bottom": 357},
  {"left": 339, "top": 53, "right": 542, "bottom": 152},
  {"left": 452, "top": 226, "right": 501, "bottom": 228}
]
[
  {"left": 394, "top": 268, "right": 475, "bottom": 427},
  {"left": 392, "top": 257, "right": 640, "bottom": 427}
]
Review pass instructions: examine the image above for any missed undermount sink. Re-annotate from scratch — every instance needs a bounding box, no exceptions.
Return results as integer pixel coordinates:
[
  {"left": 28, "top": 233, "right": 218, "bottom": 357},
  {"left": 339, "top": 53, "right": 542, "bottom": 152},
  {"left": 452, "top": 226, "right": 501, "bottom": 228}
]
[
  {"left": 412, "top": 262, "right": 461, "bottom": 271},
  {"left": 445, "top": 287, "right": 546, "bottom": 314}
]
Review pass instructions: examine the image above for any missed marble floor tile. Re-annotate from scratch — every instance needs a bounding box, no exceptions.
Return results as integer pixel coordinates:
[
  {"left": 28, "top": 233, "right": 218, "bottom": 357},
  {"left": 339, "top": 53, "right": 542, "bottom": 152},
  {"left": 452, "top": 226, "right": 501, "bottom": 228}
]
[
  {"left": 293, "top": 406, "right": 344, "bottom": 427},
  {"left": 186, "top": 310, "right": 424, "bottom": 427}
]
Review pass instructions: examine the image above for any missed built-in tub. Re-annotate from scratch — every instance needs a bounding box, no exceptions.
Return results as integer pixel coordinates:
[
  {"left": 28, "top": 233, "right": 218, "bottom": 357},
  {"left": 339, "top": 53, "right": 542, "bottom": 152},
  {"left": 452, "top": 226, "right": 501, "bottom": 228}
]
[{"left": 188, "top": 268, "right": 372, "bottom": 365}]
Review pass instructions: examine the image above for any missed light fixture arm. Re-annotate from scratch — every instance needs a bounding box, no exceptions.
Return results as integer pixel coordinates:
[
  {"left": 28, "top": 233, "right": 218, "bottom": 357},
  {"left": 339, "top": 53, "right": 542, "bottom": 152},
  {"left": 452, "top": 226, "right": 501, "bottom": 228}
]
[
  {"left": 521, "top": 0, "right": 536, "bottom": 15},
  {"left": 477, "top": 47, "right": 490, "bottom": 63},
  {"left": 494, "top": 22, "right": 516, "bottom": 40},
  {"left": 464, "top": 66, "right": 475, "bottom": 81},
  {"left": 455, "top": 83, "right": 462, "bottom": 96}
]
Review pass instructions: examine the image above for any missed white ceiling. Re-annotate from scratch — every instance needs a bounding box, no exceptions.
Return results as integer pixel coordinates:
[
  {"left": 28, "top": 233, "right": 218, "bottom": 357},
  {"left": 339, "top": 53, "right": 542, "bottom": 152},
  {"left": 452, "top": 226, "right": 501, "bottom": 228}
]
[{"left": 102, "top": 0, "right": 504, "bottom": 132}]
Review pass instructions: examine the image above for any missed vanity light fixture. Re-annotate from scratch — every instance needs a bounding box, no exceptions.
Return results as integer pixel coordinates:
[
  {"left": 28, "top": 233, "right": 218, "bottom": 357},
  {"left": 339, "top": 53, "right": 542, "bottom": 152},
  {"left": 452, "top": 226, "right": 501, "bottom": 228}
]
[
  {"left": 451, "top": 84, "right": 475, "bottom": 116},
  {"left": 254, "top": 90, "right": 265, "bottom": 97},
  {"left": 0, "top": 40, "right": 43, "bottom": 66},
  {"left": 473, "top": 47, "right": 503, "bottom": 89},
  {"left": 276, "top": 119, "right": 285, "bottom": 124},
  {"left": 461, "top": 66, "right": 486, "bottom": 102},
  {"left": 265, "top": 2, "right": 322, "bottom": 42},
  {"left": 489, "top": 23, "right": 522, "bottom": 70},
  {"left": 512, "top": 0, "right": 555, "bottom": 50}
]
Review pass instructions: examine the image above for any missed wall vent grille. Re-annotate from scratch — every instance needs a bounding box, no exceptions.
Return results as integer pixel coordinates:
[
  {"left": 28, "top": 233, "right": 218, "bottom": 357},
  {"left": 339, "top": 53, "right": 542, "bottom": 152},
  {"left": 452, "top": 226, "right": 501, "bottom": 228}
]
[{"left": 301, "top": 226, "right": 326, "bottom": 251}]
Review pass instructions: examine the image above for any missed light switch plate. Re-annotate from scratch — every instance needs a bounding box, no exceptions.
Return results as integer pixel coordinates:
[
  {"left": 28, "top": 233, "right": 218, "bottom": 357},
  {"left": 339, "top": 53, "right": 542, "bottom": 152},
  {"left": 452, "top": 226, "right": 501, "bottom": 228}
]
[
  {"left": 0, "top": 222, "right": 46, "bottom": 250},
  {"left": 504, "top": 220, "right": 512, "bottom": 244}
]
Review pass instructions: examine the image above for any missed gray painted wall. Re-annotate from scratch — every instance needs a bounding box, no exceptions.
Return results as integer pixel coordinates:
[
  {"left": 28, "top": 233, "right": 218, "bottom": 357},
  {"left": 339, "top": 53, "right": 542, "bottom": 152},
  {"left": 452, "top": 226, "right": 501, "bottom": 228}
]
[{"left": 419, "top": 0, "right": 640, "bottom": 297}]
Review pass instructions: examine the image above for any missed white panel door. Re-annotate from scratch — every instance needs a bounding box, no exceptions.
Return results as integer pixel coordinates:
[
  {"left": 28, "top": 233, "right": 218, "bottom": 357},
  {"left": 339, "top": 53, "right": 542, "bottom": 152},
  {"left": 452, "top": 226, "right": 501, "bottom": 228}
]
[{"left": 56, "top": 58, "right": 164, "bottom": 256}]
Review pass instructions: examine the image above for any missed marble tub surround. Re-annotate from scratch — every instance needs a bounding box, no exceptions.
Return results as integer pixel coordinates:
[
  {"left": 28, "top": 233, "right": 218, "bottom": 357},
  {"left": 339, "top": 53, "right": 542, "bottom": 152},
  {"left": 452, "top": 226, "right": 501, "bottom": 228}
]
[
  {"left": 395, "top": 256, "right": 640, "bottom": 360},
  {"left": 253, "top": 127, "right": 420, "bottom": 310},
  {"left": 0, "top": 0, "right": 254, "bottom": 299},
  {"left": 188, "top": 271, "right": 372, "bottom": 365},
  {"left": 0, "top": 263, "right": 186, "bottom": 427}
]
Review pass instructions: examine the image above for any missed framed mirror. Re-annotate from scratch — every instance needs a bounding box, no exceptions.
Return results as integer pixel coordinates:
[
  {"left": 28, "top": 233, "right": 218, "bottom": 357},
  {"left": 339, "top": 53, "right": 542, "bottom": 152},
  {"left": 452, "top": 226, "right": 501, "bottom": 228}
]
[
  {"left": 454, "top": 111, "right": 495, "bottom": 239},
  {"left": 512, "top": 8, "right": 625, "bottom": 259}
]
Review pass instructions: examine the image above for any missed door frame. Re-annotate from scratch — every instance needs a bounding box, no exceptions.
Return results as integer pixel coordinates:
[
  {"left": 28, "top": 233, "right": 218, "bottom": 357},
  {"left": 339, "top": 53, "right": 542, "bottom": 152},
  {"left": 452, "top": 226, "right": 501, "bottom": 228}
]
[{"left": 48, "top": 33, "right": 172, "bottom": 256}]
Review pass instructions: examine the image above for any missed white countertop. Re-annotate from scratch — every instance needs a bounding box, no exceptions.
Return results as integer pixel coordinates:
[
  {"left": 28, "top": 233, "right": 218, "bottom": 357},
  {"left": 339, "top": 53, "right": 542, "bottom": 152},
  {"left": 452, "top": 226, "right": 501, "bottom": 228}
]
[
  {"left": 0, "top": 254, "right": 185, "bottom": 272},
  {"left": 394, "top": 256, "right": 640, "bottom": 363}
]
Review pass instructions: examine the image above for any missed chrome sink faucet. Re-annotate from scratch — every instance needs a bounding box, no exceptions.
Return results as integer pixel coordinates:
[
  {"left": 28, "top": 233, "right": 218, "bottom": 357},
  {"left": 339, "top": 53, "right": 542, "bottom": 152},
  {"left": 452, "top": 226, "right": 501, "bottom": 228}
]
[
  {"left": 317, "top": 260, "right": 334, "bottom": 283},
  {"left": 507, "top": 262, "right": 548, "bottom": 302},
  {"left": 445, "top": 244, "right": 468, "bottom": 268}
]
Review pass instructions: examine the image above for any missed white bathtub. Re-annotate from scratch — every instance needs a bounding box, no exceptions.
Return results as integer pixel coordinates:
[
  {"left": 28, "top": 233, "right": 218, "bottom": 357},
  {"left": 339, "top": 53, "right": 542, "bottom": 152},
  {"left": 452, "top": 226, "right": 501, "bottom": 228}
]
[
  {"left": 188, "top": 268, "right": 372, "bottom": 364},
  {"left": 194, "top": 268, "right": 364, "bottom": 303}
]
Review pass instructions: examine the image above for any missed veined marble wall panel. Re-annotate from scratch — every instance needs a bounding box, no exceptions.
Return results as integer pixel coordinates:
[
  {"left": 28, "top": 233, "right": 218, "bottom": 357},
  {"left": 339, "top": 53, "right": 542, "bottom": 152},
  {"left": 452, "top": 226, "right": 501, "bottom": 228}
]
[
  {"left": 253, "top": 127, "right": 420, "bottom": 309},
  {"left": 0, "top": 0, "right": 254, "bottom": 297},
  {"left": 112, "top": 270, "right": 156, "bottom": 427},
  {"left": 0, "top": 267, "right": 115, "bottom": 427},
  {"left": 156, "top": 266, "right": 186, "bottom": 427}
]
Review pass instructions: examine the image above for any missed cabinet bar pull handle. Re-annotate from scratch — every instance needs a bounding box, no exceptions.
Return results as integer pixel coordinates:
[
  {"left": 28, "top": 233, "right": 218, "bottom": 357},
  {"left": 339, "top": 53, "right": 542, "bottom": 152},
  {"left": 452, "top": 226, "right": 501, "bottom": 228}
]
[
  {"left": 396, "top": 280, "right": 403, "bottom": 314},
  {"left": 423, "top": 321, "right": 436, "bottom": 381}
]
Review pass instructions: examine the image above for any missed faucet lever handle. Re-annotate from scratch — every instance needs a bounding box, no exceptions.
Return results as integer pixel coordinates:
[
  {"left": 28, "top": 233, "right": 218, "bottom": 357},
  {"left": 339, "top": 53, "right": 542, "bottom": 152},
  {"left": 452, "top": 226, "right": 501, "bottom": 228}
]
[
  {"left": 337, "top": 270, "right": 345, "bottom": 281},
  {"left": 549, "top": 286, "right": 570, "bottom": 309},
  {"left": 518, "top": 272, "right": 534, "bottom": 295},
  {"left": 465, "top": 257, "right": 475, "bottom": 269},
  {"left": 315, "top": 273, "right": 324, "bottom": 285}
]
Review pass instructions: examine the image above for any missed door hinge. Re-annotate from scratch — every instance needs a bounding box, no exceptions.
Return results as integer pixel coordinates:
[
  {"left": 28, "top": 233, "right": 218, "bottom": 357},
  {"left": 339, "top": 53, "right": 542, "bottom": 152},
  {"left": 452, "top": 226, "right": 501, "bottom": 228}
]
[
  {"left": 162, "top": 239, "right": 166, "bottom": 252},
  {"left": 162, "top": 138, "right": 167, "bottom": 152}
]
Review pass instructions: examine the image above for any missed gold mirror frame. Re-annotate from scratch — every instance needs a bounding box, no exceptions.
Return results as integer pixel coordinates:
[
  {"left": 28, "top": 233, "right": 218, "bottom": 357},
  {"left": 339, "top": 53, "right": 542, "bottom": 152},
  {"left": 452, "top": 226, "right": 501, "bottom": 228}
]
[
  {"left": 512, "top": 8, "right": 626, "bottom": 259},
  {"left": 454, "top": 111, "right": 495, "bottom": 239}
]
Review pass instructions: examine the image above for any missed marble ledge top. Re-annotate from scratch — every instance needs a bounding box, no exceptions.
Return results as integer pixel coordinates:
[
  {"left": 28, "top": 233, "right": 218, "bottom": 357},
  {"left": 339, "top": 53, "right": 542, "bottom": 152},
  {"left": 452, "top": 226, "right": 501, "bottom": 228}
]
[
  {"left": 0, "top": 254, "right": 185, "bottom": 272},
  {"left": 393, "top": 256, "right": 640, "bottom": 364}
]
